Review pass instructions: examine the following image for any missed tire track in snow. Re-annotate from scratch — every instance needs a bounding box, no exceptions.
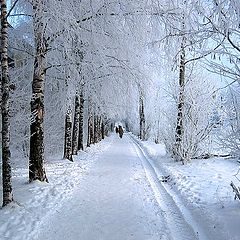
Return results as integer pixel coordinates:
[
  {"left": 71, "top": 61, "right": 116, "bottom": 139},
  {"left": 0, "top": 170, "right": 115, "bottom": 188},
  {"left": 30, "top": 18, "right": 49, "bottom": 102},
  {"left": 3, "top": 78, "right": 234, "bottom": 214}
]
[{"left": 129, "top": 134, "right": 209, "bottom": 240}]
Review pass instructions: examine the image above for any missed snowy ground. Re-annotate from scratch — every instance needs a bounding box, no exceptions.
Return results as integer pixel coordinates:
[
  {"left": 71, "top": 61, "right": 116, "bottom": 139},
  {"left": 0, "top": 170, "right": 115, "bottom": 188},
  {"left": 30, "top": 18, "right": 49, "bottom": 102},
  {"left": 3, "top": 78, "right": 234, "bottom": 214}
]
[
  {"left": 0, "top": 133, "right": 240, "bottom": 240},
  {"left": 135, "top": 134, "right": 240, "bottom": 240}
]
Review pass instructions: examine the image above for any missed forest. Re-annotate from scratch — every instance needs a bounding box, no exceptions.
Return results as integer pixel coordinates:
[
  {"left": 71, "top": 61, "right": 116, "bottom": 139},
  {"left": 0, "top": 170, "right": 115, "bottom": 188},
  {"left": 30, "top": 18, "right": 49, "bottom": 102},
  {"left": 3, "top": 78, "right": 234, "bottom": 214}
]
[{"left": 0, "top": 0, "right": 240, "bottom": 239}]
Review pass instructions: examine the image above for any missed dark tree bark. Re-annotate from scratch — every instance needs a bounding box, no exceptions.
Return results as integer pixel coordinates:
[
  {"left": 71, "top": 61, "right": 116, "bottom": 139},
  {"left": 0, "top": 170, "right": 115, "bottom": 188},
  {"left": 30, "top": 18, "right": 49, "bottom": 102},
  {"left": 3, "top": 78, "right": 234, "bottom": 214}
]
[
  {"left": 29, "top": 1, "right": 48, "bottom": 182},
  {"left": 77, "top": 92, "right": 84, "bottom": 151},
  {"left": 174, "top": 13, "right": 186, "bottom": 162},
  {"left": 96, "top": 115, "right": 101, "bottom": 142},
  {"left": 101, "top": 119, "right": 105, "bottom": 140},
  {"left": 72, "top": 95, "right": 80, "bottom": 155},
  {"left": 125, "top": 121, "right": 129, "bottom": 132},
  {"left": 64, "top": 109, "right": 73, "bottom": 161},
  {"left": 90, "top": 115, "right": 94, "bottom": 144},
  {"left": 87, "top": 114, "right": 94, "bottom": 147},
  {"left": 1, "top": 0, "right": 14, "bottom": 206},
  {"left": 110, "top": 122, "right": 114, "bottom": 132},
  {"left": 139, "top": 92, "right": 146, "bottom": 140},
  {"left": 175, "top": 41, "right": 185, "bottom": 154},
  {"left": 87, "top": 115, "right": 91, "bottom": 147},
  {"left": 93, "top": 115, "right": 98, "bottom": 143},
  {"left": 104, "top": 118, "right": 110, "bottom": 137}
]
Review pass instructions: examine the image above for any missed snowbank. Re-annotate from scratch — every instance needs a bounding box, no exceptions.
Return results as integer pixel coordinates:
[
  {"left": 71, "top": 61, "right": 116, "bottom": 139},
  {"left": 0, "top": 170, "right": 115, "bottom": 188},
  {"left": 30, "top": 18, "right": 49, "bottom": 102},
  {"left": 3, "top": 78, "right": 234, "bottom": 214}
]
[{"left": 0, "top": 136, "right": 113, "bottom": 240}]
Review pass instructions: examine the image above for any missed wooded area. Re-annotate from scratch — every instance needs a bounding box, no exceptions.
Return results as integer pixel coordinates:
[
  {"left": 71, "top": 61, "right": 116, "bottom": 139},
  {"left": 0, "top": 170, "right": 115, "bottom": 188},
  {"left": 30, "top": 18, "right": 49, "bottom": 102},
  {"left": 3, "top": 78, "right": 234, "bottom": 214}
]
[{"left": 1, "top": 0, "right": 240, "bottom": 207}]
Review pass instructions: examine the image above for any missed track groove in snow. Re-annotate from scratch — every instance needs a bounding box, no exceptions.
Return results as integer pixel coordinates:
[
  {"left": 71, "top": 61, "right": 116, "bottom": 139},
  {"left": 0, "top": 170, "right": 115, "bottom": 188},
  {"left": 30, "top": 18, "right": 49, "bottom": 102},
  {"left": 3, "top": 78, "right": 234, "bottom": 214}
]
[
  {"left": 1, "top": 134, "right": 211, "bottom": 240},
  {"left": 35, "top": 135, "right": 170, "bottom": 240},
  {"left": 129, "top": 134, "right": 209, "bottom": 240}
]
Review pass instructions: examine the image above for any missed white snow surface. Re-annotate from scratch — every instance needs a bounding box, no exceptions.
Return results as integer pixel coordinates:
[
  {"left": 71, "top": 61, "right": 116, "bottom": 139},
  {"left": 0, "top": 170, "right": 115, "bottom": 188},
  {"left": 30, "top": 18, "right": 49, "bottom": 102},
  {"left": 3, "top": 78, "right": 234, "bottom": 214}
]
[
  {"left": 134, "top": 134, "right": 240, "bottom": 240},
  {"left": 0, "top": 133, "right": 240, "bottom": 240}
]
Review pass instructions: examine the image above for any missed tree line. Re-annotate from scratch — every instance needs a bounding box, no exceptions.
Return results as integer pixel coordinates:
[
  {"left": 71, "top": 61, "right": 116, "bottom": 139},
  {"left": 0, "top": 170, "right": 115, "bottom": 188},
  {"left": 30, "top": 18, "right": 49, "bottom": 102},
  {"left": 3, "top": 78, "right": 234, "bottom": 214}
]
[{"left": 1, "top": 0, "right": 240, "bottom": 207}]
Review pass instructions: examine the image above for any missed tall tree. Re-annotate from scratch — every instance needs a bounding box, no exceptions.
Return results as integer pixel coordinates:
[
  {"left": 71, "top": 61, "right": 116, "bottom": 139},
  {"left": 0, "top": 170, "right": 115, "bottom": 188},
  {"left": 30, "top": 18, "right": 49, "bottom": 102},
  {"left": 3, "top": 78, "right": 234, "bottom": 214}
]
[
  {"left": 139, "top": 89, "right": 146, "bottom": 141},
  {"left": 1, "top": 0, "right": 14, "bottom": 206},
  {"left": 29, "top": 0, "right": 47, "bottom": 182},
  {"left": 78, "top": 92, "right": 84, "bottom": 151},
  {"left": 174, "top": 13, "right": 186, "bottom": 162},
  {"left": 64, "top": 108, "right": 73, "bottom": 161},
  {"left": 72, "top": 94, "right": 80, "bottom": 155}
]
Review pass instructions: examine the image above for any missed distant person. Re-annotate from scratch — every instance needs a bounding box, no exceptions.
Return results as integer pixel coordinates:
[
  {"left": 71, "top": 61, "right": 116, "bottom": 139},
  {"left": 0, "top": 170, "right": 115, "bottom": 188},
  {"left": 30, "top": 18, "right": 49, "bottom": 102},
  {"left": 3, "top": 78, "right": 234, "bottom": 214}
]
[
  {"left": 118, "top": 125, "right": 123, "bottom": 138},
  {"left": 115, "top": 126, "right": 119, "bottom": 134}
]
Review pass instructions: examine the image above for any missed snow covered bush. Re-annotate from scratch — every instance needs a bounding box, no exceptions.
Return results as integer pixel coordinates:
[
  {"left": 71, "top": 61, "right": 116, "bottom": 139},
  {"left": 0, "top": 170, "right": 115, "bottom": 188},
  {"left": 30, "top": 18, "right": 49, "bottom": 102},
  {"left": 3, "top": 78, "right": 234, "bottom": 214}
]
[
  {"left": 218, "top": 85, "right": 240, "bottom": 157},
  {"left": 157, "top": 70, "right": 216, "bottom": 162}
]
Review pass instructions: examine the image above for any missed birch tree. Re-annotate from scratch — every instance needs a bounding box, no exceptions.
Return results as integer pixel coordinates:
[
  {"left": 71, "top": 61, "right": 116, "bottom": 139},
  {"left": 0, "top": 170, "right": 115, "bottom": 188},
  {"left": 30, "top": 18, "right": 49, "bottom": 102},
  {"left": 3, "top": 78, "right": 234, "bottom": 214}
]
[
  {"left": 1, "top": 0, "right": 14, "bottom": 206},
  {"left": 64, "top": 108, "right": 73, "bottom": 161},
  {"left": 139, "top": 88, "right": 146, "bottom": 141},
  {"left": 77, "top": 91, "right": 84, "bottom": 151},
  {"left": 29, "top": 0, "right": 48, "bottom": 182},
  {"left": 174, "top": 8, "right": 187, "bottom": 162}
]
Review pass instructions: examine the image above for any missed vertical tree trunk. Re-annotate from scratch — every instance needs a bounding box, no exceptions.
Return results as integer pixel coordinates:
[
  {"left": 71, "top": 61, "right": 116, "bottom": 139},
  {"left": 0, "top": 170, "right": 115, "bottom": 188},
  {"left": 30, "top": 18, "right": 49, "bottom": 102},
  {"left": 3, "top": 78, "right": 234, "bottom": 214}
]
[
  {"left": 101, "top": 119, "right": 105, "bottom": 140},
  {"left": 96, "top": 115, "right": 101, "bottom": 142},
  {"left": 104, "top": 120, "right": 109, "bottom": 137},
  {"left": 139, "top": 93, "right": 146, "bottom": 140},
  {"left": 78, "top": 92, "right": 84, "bottom": 151},
  {"left": 98, "top": 116, "right": 102, "bottom": 141},
  {"left": 174, "top": 10, "right": 186, "bottom": 162},
  {"left": 90, "top": 114, "right": 94, "bottom": 144},
  {"left": 87, "top": 115, "right": 91, "bottom": 147},
  {"left": 1, "top": 0, "right": 14, "bottom": 206},
  {"left": 64, "top": 109, "right": 73, "bottom": 161},
  {"left": 87, "top": 114, "right": 94, "bottom": 146},
  {"left": 125, "top": 121, "right": 129, "bottom": 132},
  {"left": 110, "top": 122, "right": 114, "bottom": 132},
  {"left": 93, "top": 115, "right": 98, "bottom": 143},
  {"left": 29, "top": 1, "right": 48, "bottom": 182},
  {"left": 72, "top": 95, "right": 80, "bottom": 155},
  {"left": 175, "top": 43, "right": 185, "bottom": 156}
]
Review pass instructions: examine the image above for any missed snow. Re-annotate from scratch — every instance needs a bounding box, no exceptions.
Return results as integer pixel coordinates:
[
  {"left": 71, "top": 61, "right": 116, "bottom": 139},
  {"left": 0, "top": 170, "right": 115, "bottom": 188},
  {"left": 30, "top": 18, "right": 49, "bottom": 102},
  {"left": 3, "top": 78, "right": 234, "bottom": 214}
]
[
  {"left": 1, "top": 133, "right": 240, "bottom": 240},
  {"left": 0, "top": 138, "right": 111, "bottom": 240},
  {"left": 135, "top": 134, "right": 240, "bottom": 240},
  {"left": 35, "top": 134, "right": 168, "bottom": 240}
]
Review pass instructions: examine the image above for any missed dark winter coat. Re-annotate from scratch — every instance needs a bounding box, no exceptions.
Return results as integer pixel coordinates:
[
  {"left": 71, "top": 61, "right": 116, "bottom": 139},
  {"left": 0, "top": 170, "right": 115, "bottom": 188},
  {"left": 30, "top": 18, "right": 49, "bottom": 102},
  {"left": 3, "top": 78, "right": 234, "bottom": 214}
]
[{"left": 118, "top": 126, "right": 123, "bottom": 138}]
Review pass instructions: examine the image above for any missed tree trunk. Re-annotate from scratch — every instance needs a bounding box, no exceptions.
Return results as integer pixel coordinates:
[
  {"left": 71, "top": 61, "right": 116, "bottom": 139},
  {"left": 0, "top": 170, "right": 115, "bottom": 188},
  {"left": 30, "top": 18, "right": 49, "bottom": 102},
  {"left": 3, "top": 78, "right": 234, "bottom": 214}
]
[
  {"left": 110, "top": 122, "right": 114, "bottom": 132},
  {"left": 94, "top": 115, "right": 98, "bottom": 143},
  {"left": 78, "top": 92, "right": 84, "bottom": 151},
  {"left": 1, "top": 0, "right": 14, "bottom": 206},
  {"left": 87, "top": 114, "right": 94, "bottom": 147},
  {"left": 105, "top": 118, "right": 109, "bottom": 137},
  {"left": 72, "top": 95, "right": 80, "bottom": 155},
  {"left": 139, "top": 93, "right": 146, "bottom": 140},
  {"left": 90, "top": 114, "right": 94, "bottom": 144},
  {"left": 87, "top": 115, "right": 91, "bottom": 147},
  {"left": 174, "top": 13, "right": 186, "bottom": 162},
  {"left": 175, "top": 44, "right": 185, "bottom": 154},
  {"left": 29, "top": 1, "right": 48, "bottom": 182},
  {"left": 97, "top": 115, "right": 102, "bottom": 142},
  {"left": 64, "top": 109, "right": 73, "bottom": 161},
  {"left": 101, "top": 119, "right": 105, "bottom": 140}
]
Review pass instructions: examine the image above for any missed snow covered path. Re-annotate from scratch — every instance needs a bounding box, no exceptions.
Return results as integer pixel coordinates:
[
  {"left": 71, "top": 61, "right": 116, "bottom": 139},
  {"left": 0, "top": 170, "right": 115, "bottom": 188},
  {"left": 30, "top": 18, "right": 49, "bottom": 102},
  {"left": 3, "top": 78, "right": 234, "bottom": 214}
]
[
  {"left": 36, "top": 134, "right": 166, "bottom": 239},
  {"left": 35, "top": 133, "right": 203, "bottom": 240}
]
